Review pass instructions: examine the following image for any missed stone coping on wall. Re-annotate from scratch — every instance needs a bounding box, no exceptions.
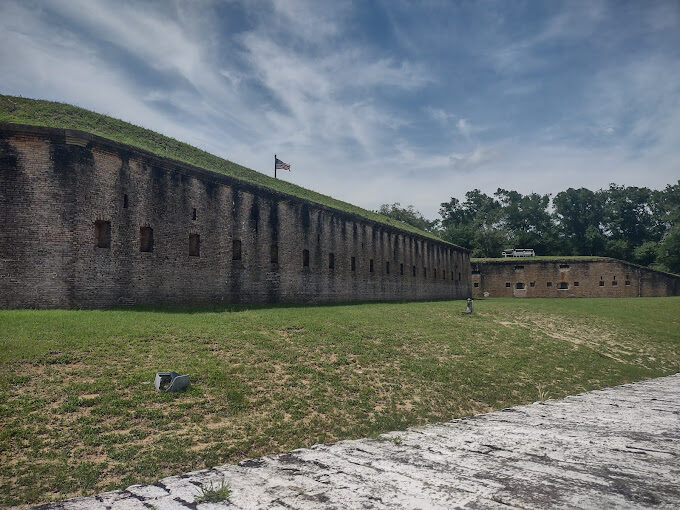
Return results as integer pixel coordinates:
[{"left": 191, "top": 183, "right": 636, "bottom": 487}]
[
  {"left": 471, "top": 256, "right": 680, "bottom": 279},
  {"left": 1, "top": 122, "right": 467, "bottom": 253}
]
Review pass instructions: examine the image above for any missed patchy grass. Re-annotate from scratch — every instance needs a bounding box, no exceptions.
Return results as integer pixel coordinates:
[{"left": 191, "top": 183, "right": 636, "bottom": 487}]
[
  {"left": 0, "top": 297, "right": 678, "bottom": 507},
  {"left": 195, "top": 481, "right": 231, "bottom": 504},
  {"left": 0, "top": 94, "right": 445, "bottom": 242}
]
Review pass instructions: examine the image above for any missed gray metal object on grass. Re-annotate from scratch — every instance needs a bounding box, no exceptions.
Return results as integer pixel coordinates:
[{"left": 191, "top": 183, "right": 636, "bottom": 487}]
[{"left": 154, "top": 372, "right": 190, "bottom": 392}]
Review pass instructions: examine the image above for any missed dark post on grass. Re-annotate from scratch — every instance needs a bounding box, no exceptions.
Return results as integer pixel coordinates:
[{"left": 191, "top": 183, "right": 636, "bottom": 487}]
[{"left": 463, "top": 297, "right": 473, "bottom": 315}]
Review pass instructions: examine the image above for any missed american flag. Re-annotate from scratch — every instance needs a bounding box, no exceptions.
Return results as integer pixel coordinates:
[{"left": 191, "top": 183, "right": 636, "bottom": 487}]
[{"left": 275, "top": 157, "right": 291, "bottom": 171}]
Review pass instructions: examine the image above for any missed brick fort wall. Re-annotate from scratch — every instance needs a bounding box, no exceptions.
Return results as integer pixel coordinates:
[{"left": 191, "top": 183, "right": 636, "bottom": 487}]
[
  {"left": 471, "top": 258, "right": 680, "bottom": 298},
  {"left": 0, "top": 123, "right": 471, "bottom": 308}
]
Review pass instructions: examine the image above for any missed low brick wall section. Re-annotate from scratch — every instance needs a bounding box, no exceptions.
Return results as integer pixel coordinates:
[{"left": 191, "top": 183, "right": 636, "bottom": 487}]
[
  {"left": 471, "top": 258, "right": 680, "bottom": 298},
  {"left": 0, "top": 123, "right": 470, "bottom": 308}
]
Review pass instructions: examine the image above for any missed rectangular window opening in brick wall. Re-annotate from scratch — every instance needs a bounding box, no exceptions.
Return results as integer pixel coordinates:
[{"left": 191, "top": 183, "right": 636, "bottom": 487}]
[
  {"left": 270, "top": 244, "right": 278, "bottom": 264},
  {"left": 612, "top": 280, "right": 618, "bottom": 286},
  {"left": 329, "top": 253, "right": 335, "bottom": 270},
  {"left": 303, "top": 249, "right": 310, "bottom": 267},
  {"left": 123, "top": 194, "right": 128, "bottom": 208},
  {"left": 95, "top": 220, "right": 111, "bottom": 249},
  {"left": 599, "top": 281, "right": 605, "bottom": 286},
  {"left": 474, "top": 282, "right": 479, "bottom": 287},
  {"left": 516, "top": 282, "right": 524, "bottom": 289},
  {"left": 140, "top": 226, "right": 153, "bottom": 252},
  {"left": 351, "top": 256, "right": 356, "bottom": 271},
  {"left": 505, "top": 282, "right": 511, "bottom": 287},
  {"left": 625, "top": 280, "right": 631, "bottom": 286},
  {"left": 547, "top": 281, "right": 552, "bottom": 287},
  {"left": 232, "top": 239, "right": 242, "bottom": 260},
  {"left": 559, "top": 282, "right": 568, "bottom": 289},
  {"left": 530, "top": 281, "right": 536, "bottom": 287},
  {"left": 192, "top": 208, "right": 197, "bottom": 220},
  {"left": 370, "top": 259, "right": 374, "bottom": 273},
  {"left": 189, "top": 234, "right": 200, "bottom": 257},
  {"left": 559, "top": 264, "right": 570, "bottom": 269},
  {"left": 400, "top": 263, "right": 404, "bottom": 275},
  {"left": 386, "top": 261, "right": 390, "bottom": 274},
  {"left": 574, "top": 281, "right": 579, "bottom": 286}
]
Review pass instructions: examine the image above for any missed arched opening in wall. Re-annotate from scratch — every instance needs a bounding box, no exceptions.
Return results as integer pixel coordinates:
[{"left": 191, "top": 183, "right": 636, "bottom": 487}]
[
  {"left": 270, "top": 244, "right": 278, "bottom": 263},
  {"left": 140, "top": 226, "right": 153, "bottom": 252},
  {"left": 351, "top": 256, "right": 356, "bottom": 271},
  {"left": 386, "top": 261, "right": 390, "bottom": 274},
  {"left": 329, "top": 253, "right": 335, "bottom": 270},
  {"left": 369, "top": 259, "right": 374, "bottom": 273},
  {"left": 303, "top": 249, "right": 310, "bottom": 267},
  {"left": 516, "top": 282, "right": 524, "bottom": 289},
  {"left": 123, "top": 194, "right": 128, "bottom": 208},
  {"left": 189, "top": 234, "right": 200, "bottom": 257},
  {"left": 558, "top": 282, "right": 568, "bottom": 289},
  {"left": 232, "top": 239, "right": 242, "bottom": 260},
  {"left": 95, "top": 220, "right": 111, "bottom": 249}
]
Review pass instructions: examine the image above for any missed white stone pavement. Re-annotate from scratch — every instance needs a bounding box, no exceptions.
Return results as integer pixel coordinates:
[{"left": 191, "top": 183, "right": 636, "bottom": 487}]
[{"left": 34, "top": 374, "right": 680, "bottom": 510}]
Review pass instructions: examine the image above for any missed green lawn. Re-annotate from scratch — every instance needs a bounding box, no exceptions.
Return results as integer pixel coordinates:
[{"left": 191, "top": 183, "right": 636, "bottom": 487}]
[
  {"left": 0, "top": 94, "right": 443, "bottom": 243},
  {"left": 1, "top": 297, "right": 679, "bottom": 507}
]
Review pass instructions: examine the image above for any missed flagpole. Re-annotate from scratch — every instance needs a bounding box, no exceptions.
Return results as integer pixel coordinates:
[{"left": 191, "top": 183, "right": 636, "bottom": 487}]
[{"left": 274, "top": 154, "right": 277, "bottom": 180}]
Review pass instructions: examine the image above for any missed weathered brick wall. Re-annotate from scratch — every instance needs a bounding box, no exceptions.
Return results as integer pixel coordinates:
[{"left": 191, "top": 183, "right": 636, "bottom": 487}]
[
  {"left": 0, "top": 124, "right": 471, "bottom": 308},
  {"left": 471, "top": 258, "right": 680, "bottom": 298}
]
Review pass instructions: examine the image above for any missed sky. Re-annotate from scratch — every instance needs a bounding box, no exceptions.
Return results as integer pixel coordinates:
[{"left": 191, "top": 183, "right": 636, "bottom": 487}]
[{"left": 1, "top": 0, "right": 679, "bottom": 218}]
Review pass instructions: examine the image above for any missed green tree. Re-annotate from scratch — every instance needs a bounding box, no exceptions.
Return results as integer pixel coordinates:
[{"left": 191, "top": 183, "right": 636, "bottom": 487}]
[
  {"left": 494, "top": 189, "right": 556, "bottom": 255},
  {"left": 553, "top": 187, "right": 604, "bottom": 255}
]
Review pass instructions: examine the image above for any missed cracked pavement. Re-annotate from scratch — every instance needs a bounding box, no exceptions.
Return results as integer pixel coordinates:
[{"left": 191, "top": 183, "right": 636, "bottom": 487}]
[{"left": 32, "top": 374, "right": 680, "bottom": 509}]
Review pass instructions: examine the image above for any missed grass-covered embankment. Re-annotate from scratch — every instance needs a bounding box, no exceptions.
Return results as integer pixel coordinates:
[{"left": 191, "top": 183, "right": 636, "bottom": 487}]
[
  {"left": 0, "top": 94, "right": 443, "bottom": 242},
  {"left": 1, "top": 297, "right": 679, "bottom": 506}
]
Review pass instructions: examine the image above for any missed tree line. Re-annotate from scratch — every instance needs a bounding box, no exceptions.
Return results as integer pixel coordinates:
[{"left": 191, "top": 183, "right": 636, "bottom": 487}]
[{"left": 377, "top": 181, "right": 680, "bottom": 274}]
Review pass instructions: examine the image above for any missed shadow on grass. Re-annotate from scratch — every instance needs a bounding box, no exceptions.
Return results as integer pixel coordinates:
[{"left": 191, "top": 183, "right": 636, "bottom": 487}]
[{"left": 84, "top": 297, "right": 474, "bottom": 315}]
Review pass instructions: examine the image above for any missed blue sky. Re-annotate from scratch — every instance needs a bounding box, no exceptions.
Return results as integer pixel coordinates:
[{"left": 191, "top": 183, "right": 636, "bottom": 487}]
[{"left": 1, "top": 0, "right": 679, "bottom": 217}]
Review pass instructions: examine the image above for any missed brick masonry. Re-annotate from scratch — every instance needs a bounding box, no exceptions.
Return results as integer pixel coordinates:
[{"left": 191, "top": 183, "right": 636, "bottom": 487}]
[
  {"left": 0, "top": 123, "right": 471, "bottom": 309},
  {"left": 471, "top": 258, "right": 680, "bottom": 298}
]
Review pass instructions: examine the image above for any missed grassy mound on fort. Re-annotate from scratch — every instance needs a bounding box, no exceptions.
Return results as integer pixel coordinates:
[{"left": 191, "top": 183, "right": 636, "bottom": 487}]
[
  {"left": 1, "top": 297, "right": 679, "bottom": 506},
  {"left": 0, "top": 94, "right": 443, "bottom": 242}
]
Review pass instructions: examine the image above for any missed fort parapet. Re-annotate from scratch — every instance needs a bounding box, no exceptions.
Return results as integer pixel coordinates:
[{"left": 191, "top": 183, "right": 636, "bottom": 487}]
[
  {"left": 0, "top": 123, "right": 470, "bottom": 308},
  {"left": 471, "top": 257, "right": 680, "bottom": 298}
]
